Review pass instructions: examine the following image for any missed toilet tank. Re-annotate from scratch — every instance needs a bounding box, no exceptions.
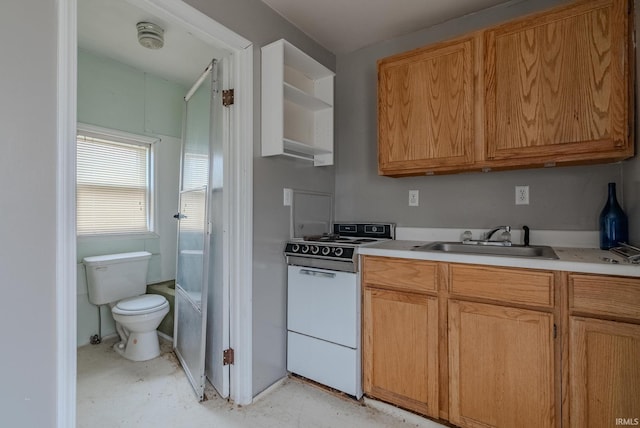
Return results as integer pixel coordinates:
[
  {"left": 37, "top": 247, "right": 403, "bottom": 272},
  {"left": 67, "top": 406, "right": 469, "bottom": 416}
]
[{"left": 83, "top": 251, "right": 151, "bottom": 305}]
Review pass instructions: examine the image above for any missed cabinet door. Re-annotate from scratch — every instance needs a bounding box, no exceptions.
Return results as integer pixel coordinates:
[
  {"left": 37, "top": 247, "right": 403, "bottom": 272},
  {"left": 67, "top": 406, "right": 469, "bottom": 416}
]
[
  {"left": 378, "top": 37, "right": 475, "bottom": 176},
  {"left": 570, "top": 317, "right": 640, "bottom": 428},
  {"left": 449, "top": 300, "right": 555, "bottom": 428},
  {"left": 485, "top": 0, "right": 631, "bottom": 164},
  {"left": 363, "top": 287, "right": 439, "bottom": 417}
]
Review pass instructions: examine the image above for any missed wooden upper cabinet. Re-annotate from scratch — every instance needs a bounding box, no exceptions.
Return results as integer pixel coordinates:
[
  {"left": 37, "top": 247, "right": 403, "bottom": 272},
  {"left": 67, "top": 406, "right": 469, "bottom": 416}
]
[
  {"left": 378, "top": 36, "right": 476, "bottom": 176},
  {"left": 377, "top": 0, "right": 633, "bottom": 176},
  {"left": 485, "top": 0, "right": 632, "bottom": 165}
]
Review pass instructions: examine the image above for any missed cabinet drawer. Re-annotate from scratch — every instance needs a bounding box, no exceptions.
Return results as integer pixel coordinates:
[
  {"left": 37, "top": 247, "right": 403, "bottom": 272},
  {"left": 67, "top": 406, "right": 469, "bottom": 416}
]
[
  {"left": 362, "top": 256, "right": 437, "bottom": 293},
  {"left": 449, "top": 264, "right": 554, "bottom": 307},
  {"left": 569, "top": 274, "right": 640, "bottom": 321}
]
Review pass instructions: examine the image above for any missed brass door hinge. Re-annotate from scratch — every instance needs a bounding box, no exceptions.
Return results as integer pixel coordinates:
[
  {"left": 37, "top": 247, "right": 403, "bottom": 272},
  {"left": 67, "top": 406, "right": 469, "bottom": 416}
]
[
  {"left": 223, "top": 348, "right": 234, "bottom": 365},
  {"left": 222, "top": 89, "right": 234, "bottom": 107}
]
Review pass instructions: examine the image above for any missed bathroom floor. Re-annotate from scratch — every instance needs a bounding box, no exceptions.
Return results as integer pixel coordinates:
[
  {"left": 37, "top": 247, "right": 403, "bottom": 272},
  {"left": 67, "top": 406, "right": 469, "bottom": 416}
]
[{"left": 77, "top": 336, "right": 445, "bottom": 428}]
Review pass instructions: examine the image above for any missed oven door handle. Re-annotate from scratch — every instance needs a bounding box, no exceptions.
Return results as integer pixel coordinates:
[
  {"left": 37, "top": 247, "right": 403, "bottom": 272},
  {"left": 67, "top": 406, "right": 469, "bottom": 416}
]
[{"left": 298, "top": 269, "right": 336, "bottom": 279}]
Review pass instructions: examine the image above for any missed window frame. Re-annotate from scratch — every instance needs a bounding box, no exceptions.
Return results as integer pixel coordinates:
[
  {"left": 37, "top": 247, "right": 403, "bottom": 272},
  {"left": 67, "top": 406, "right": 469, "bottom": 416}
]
[{"left": 76, "top": 123, "right": 159, "bottom": 240}]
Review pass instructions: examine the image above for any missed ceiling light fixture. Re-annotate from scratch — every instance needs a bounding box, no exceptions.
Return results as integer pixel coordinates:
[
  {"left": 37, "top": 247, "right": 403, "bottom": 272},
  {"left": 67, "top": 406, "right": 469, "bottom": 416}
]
[{"left": 136, "top": 22, "right": 164, "bottom": 50}]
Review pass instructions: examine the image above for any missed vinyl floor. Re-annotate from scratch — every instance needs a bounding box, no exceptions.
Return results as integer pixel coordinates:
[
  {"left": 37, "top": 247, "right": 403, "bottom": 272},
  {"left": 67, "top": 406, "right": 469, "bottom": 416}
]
[{"left": 77, "top": 336, "right": 446, "bottom": 428}]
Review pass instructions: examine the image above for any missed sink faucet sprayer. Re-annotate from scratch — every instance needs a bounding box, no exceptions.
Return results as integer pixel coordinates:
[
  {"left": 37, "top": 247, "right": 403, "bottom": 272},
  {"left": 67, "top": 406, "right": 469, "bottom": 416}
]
[{"left": 523, "top": 225, "right": 530, "bottom": 246}]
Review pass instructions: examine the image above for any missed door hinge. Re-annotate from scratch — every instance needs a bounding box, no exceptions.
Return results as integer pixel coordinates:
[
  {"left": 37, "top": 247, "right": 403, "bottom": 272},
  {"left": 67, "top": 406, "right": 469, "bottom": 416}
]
[
  {"left": 222, "top": 89, "right": 234, "bottom": 107},
  {"left": 553, "top": 323, "right": 557, "bottom": 339},
  {"left": 223, "top": 348, "right": 234, "bottom": 365}
]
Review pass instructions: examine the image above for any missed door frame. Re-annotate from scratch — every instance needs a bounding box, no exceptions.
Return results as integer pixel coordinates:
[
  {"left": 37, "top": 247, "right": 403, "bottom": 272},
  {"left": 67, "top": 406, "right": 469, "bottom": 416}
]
[{"left": 56, "top": 1, "right": 254, "bottom": 426}]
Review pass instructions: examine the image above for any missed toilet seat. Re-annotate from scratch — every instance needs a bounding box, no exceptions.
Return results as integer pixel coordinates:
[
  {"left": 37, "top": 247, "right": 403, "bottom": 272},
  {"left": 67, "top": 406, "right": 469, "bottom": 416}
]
[{"left": 113, "top": 294, "right": 168, "bottom": 316}]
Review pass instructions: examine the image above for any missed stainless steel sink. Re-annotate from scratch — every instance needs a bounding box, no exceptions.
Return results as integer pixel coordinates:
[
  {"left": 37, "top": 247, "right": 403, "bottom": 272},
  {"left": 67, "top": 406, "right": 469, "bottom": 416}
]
[{"left": 412, "top": 241, "right": 559, "bottom": 259}]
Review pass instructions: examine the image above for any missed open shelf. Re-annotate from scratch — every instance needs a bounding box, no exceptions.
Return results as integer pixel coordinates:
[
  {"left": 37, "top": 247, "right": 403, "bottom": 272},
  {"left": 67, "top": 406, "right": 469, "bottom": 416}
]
[
  {"left": 283, "top": 138, "right": 332, "bottom": 156},
  {"left": 283, "top": 82, "right": 332, "bottom": 111},
  {"left": 262, "top": 39, "right": 335, "bottom": 166}
]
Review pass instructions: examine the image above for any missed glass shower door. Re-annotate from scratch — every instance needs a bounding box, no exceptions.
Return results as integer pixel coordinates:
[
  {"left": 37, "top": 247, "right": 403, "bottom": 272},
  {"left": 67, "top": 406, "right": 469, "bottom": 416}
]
[
  {"left": 174, "top": 60, "right": 216, "bottom": 401},
  {"left": 175, "top": 187, "right": 208, "bottom": 400}
]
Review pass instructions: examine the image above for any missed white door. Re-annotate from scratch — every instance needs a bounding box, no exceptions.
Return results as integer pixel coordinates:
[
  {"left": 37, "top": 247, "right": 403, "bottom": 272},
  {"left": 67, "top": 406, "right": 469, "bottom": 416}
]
[{"left": 174, "top": 58, "right": 229, "bottom": 400}]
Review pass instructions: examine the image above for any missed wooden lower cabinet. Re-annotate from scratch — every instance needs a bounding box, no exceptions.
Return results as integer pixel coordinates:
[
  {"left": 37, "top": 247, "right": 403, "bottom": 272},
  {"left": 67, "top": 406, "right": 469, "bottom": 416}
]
[
  {"left": 448, "top": 300, "right": 555, "bottom": 428},
  {"left": 363, "top": 286, "right": 439, "bottom": 417},
  {"left": 569, "top": 317, "right": 640, "bottom": 428},
  {"left": 362, "top": 261, "right": 640, "bottom": 428}
]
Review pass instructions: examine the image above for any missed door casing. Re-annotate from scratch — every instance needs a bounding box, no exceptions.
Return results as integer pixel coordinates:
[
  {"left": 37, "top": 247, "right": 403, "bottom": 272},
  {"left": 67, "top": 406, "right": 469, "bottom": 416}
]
[{"left": 56, "top": 1, "right": 254, "bottom": 426}]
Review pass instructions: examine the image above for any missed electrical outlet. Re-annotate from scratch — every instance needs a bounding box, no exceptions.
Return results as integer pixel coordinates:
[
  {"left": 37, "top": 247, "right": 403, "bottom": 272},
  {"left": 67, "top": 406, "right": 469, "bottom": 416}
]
[
  {"left": 409, "top": 190, "right": 419, "bottom": 206},
  {"left": 515, "top": 185, "right": 529, "bottom": 205}
]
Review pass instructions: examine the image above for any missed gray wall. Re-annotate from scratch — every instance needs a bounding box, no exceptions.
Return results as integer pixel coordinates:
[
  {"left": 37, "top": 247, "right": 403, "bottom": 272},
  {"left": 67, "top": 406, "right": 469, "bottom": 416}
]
[
  {"left": 334, "top": 0, "right": 637, "bottom": 238},
  {"left": 184, "top": 0, "right": 336, "bottom": 395},
  {"left": 0, "top": 0, "right": 58, "bottom": 426}
]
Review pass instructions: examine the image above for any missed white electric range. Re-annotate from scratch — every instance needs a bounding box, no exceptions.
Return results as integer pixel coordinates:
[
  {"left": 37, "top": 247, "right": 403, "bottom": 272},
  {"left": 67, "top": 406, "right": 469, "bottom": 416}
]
[{"left": 284, "top": 222, "right": 395, "bottom": 398}]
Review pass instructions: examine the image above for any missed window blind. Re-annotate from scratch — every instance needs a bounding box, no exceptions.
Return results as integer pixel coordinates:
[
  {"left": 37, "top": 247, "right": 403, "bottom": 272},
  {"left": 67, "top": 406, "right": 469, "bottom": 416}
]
[
  {"left": 77, "top": 134, "right": 150, "bottom": 235},
  {"left": 182, "top": 152, "right": 209, "bottom": 190}
]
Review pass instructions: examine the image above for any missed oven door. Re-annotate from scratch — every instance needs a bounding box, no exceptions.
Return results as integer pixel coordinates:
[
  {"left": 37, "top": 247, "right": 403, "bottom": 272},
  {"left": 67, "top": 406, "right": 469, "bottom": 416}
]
[
  {"left": 287, "top": 265, "right": 362, "bottom": 397},
  {"left": 287, "top": 265, "right": 358, "bottom": 348}
]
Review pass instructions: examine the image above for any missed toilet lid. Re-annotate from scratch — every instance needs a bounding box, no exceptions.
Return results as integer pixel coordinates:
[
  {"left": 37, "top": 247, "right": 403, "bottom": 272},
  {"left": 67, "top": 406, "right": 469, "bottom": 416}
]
[{"left": 113, "top": 294, "right": 168, "bottom": 316}]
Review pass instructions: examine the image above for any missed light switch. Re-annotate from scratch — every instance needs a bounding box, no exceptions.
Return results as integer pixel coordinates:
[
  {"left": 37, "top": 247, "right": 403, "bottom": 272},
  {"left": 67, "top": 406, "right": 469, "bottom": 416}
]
[{"left": 284, "top": 188, "right": 292, "bottom": 206}]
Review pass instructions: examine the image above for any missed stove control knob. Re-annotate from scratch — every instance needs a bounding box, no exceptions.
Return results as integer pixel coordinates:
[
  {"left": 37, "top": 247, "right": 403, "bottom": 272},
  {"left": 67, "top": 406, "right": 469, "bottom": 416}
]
[
  {"left": 291, "top": 244, "right": 300, "bottom": 253},
  {"left": 311, "top": 245, "right": 319, "bottom": 254},
  {"left": 334, "top": 247, "right": 344, "bottom": 257},
  {"left": 321, "top": 246, "right": 331, "bottom": 256},
  {"left": 301, "top": 245, "right": 310, "bottom": 254}
]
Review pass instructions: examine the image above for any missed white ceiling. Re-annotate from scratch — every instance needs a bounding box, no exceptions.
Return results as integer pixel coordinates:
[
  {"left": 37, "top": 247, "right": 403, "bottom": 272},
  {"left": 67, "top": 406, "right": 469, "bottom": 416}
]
[
  {"left": 78, "top": 0, "right": 230, "bottom": 87},
  {"left": 260, "top": 0, "right": 511, "bottom": 54},
  {"left": 78, "top": 0, "right": 510, "bottom": 85}
]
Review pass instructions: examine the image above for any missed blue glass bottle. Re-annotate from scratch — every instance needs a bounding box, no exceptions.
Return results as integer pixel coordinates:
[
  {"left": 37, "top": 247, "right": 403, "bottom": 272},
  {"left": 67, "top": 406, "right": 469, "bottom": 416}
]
[{"left": 599, "top": 182, "right": 628, "bottom": 250}]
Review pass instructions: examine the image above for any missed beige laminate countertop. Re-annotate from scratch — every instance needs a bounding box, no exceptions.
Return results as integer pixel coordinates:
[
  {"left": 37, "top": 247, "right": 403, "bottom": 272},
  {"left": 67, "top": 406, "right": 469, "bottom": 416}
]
[{"left": 358, "top": 240, "right": 640, "bottom": 278}]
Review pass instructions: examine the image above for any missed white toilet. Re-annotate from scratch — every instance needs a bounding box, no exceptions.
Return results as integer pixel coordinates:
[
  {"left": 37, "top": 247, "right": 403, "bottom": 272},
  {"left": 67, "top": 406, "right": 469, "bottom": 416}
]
[{"left": 83, "top": 251, "right": 169, "bottom": 362}]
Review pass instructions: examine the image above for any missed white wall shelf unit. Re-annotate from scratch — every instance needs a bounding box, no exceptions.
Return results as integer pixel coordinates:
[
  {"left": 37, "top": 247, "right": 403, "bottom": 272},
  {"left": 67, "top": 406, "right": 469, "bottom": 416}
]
[{"left": 261, "top": 39, "right": 334, "bottom": 166}]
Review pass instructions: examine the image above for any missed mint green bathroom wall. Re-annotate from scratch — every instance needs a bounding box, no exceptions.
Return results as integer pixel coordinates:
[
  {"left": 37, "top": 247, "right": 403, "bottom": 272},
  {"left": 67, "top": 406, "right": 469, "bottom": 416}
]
[
  {"left": 144, "top": 74, "right": 185, "bottom": 138},
  {"left": 77, "top": 49, "right": 184, "bottom": 138},
  {"left": 76, "top": 50, "right": 185, "bottom": 346}
]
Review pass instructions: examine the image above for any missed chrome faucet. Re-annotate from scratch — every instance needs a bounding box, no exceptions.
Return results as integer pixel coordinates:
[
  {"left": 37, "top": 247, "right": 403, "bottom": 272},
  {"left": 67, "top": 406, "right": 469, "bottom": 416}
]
[
  {"left": 461, "top": 226, "right": 512, "bottom": 247},
  {"left": 480, "top": 225, "right": 512, "bottom": 246},
  {"left": 485, "top": 225, "right": 511, "bottom": 241}
]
